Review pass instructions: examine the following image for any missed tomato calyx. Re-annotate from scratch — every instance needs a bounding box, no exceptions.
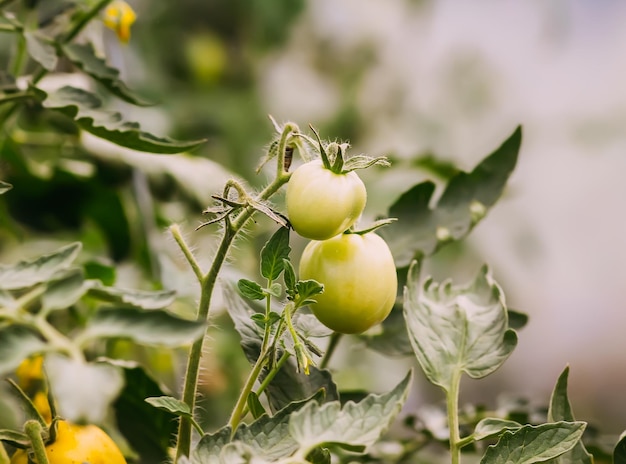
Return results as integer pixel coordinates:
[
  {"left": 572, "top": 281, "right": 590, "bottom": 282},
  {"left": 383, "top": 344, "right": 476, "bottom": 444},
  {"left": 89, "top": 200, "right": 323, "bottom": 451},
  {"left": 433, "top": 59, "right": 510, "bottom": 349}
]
[{"left": 345, "top": 217, "right": 398, "bottom": 236}]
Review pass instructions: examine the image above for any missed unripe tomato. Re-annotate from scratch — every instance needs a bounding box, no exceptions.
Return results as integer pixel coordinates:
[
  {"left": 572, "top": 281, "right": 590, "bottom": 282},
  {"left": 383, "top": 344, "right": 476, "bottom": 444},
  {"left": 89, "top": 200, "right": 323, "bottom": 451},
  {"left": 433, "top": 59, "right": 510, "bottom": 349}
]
[
  {"left": 299, "top": 233, "right": 397, "bottom": 334},
  {"left": 11, "top": 421, "right": 126, "bottom": 464},
  {"left": 286, "top": 160, "right": 366, "bottom": 240}
]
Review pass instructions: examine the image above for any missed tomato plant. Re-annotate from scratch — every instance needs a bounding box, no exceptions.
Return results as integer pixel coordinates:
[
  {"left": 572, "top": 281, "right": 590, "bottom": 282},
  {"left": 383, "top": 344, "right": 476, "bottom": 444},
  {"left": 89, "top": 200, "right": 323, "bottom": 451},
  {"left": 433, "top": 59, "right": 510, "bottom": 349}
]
[{"left": 299, "top": 232, "right": 397, "bottom": 334}]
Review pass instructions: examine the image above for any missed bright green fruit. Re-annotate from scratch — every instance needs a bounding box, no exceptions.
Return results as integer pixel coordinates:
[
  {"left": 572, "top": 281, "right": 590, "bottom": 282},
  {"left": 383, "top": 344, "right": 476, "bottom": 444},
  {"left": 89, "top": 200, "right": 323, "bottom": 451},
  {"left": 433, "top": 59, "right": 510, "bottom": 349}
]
[
  {"left": 286, "top": 160, "right": 366, "bottom": 240},
  {"left": 299, "top": 232, "right": 397, "bottom": 334}
]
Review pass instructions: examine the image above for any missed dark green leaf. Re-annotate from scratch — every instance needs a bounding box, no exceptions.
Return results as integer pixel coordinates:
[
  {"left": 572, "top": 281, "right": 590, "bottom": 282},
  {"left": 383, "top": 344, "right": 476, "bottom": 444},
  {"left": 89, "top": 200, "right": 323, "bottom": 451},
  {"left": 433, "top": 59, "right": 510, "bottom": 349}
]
[
  {"left": 41, "top": 268, "right": 88, "bottom": 312},
  {"left": 145, "top": 396, "right": 192, "bottom": 417},
  {"left": 289, "top": 372, "right": 412, "bottom": 455},
  {"left": 382, "top": 126, "right": 522, "bottom": 266},
  {"left": 46, "top": 354, "right": 124, "bottom": 423},
  {"left": 79, "top": 307, "right": 206, "bottom": 347},
  {"left": 295, "top": 280, "right": 324, "bottom": 302},
  {"left": 24, "top": 31, "right": 57, "bottom": 71},
  {"left": 87, "top": 283, "right": 176, "bottom": 309},
  {"left": 480, "top": 422, "right": 586, "bottom": 464},
  {"left": 83, "top": 260, "right": 116, "bottom": 286},
  {"left": 508, "top": 309, "right": 529, "bottom": 330},
  {"left": 283, "top": 259, "right": 297, "bottom": 298},
  {"left": 0, "top": 181, "right": 12, "bottom": 194},
  {"left": 246, "top": 392, "right": 266, "bottom": 420},
  {"left": 404, "top": 261, "right": 517, "bottom": 391},
  {"left": 260, "top": 227, "right": 291, "bottom": 281},
  {"left": 614, "top": 432, "right": 626, "bottom": 464},
  {"left": 39, "top": 86, "right": 205, "bottom": 154},
  {"left": 61, "top": 42, "right": 152, "bottom": 106},
  {"left": 0, "top": 326, "right": 46, "bottom": 376},
  {"left": 547, "top": 366, "right": 594, "bottom": 464},
  {"left": 0, "top": 242, "right": 81, "bottom": 290},
  {"left": 114, "top": 366, "right": 177, "bottom": 464},
  {"left": 237, "top": 279, "right": 265, "bottom": 300}
]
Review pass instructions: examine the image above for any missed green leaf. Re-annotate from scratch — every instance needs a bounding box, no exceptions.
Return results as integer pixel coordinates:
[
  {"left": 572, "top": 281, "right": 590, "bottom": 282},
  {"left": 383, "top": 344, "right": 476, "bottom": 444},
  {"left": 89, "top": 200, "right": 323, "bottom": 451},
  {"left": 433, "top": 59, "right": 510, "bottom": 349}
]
[
  {"left": 61, "top": 42, "right": 152, "bottom": 106},
  {"left": 283, "top": 259, "right": 297, "bottom": 298},
  {"left": 342, "top": 154, "right": 390, "bottom": 172},
  {"left": 145, "top": 396, "right": 192, "bottom": 418},
  {"left": 289, "top": 372, "right": 411, "bottom": 455},
  {"left": 508, "top": 309, "right": 529, "bottom": 330},
  {"left": 114, "top": 366, "right": 177, "bottom": 464},
  {"left": 0, "top": 325, "right": 46, "bottom": 376},
  {"left": 237, "top": 279, "right": 266, "bottom": 300},
  {"left": 39, "top": 86, "right": 205, "bottom": 154},
  {"left": 267, "top": 282, "right": 282, "bottom": 297},
  {"left": 83, "top": 260, "right": 116, "bottom": 286},
  {"left": 0, "top": 429, "right": 30, "bottom": 448},
  {"left": 382, "top": 126, "right": 522, "bottom": 266},
  {"left": 0, "top": 242, "right": 81, "bottom": 290},
  {"left": 46, "top": 354, "right": 125, "bottom": 424},
  {"left": 41, "top": 268, "right": 88, "bottom": 312},
  {"left": 0, "top": 180, "right": 12, "bottom": 194},
  {"left": 546, "top": 366, "right": 594, "bottom": 464},
  {"left": 614, "top": 431, "right": 626, "bottom": 464},
  {"left": 473, "top": 418, "right": 522, "bottom": 441},
  {"left": 260, "top": 227, "right": 291, "bottom": 281},
  {"left": 480, "top": 422, "right": 587, "bottom": 464},
  {"left": 24, "top": 31, "right": 57, "bottom": 71},
  {"left": 403, "top": 261, "right": 517, "bottom": 391},
  {"left": 246, "top": 392, "right": 267, "bottom": 420},
  {"left": 79, "top": 307, "right": 206, "bottom": 347},
  {"left": 87, "top": 283, "right": 176, "bottom": 309},
  {"left": 295, "top": 280, "right": 324, "bottom": 304}
]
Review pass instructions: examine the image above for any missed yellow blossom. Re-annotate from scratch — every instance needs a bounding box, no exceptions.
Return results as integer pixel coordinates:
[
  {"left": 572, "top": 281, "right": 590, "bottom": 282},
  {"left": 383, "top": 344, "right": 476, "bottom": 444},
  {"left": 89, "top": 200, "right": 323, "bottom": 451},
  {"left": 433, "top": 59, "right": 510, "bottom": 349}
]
[{"left": 103, "top": 1, "right": 136, "bottom": 44}]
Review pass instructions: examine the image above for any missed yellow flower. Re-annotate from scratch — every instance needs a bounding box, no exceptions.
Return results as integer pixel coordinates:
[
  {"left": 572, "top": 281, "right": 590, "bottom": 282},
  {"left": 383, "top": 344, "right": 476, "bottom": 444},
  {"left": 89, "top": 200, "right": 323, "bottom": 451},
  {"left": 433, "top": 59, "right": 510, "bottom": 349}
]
[{"left": 103, "top": 1, "right": 136, "bottom": 44}]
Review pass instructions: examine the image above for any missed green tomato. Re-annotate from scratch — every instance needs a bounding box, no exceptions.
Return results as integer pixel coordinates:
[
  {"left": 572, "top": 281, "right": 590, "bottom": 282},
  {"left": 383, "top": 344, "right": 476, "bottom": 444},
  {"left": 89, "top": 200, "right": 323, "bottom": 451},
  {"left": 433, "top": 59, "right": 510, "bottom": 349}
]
[
  {"left": 286, "top": 160, "right": 366, "bottom": 240},
  {"left": 299, "top": 232, "right": 397, "bottom": 334}
]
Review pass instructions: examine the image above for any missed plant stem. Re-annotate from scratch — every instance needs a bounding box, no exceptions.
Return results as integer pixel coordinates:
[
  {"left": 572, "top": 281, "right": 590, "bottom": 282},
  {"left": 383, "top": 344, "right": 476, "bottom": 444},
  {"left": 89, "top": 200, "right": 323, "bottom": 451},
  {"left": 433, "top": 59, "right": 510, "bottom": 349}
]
[
  {"left": 446, "top": 371, "right": 462, "bottom": 464},
  {"left": 24, "top": 420, "right": 49, "bottom": 464},
  {"left": 170, "top": 224, "right": 204, "bottom": 283},
  {"left": 227, "top": 349, "right": 268, "bottom": 436},
  {"left": 63, "top": 0, "right": 112, "bottom": 43},
  {"left": 319, "top": 332, "right": 342, "bottom": 370},
  {"left": 240, "top": 350, "right": 291, "bottom": 418}
]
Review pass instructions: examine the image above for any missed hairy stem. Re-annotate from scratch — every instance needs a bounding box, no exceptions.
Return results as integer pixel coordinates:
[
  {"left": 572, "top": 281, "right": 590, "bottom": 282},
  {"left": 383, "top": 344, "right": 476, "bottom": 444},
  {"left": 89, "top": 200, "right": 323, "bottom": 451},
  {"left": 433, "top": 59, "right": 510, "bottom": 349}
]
[
  {"left": 24, "top": 420, "right": 49, "bottom": 464},
  {"left": 170, "top": 224, "right": 204, "bottom": 283}
]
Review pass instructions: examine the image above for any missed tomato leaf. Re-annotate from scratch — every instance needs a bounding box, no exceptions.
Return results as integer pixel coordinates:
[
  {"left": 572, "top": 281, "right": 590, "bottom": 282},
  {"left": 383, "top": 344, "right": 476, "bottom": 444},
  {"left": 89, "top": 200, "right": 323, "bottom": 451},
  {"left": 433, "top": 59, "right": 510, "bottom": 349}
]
[
  {"left": 78, "top": 307, "right": 206, "bottom": 347},
  {"left": 282, "top": 259, "right": 297, "bottom": 299},
  {"left": 237, "top": 279, "right": 265, "bottom": 300},
  {"left": 546, "top": 366, "right": 594, "bottom": 464},
  {"left": 246, "top": 391, "right": 267, "bottom": 420},
  {"left": 145, "top": 396, "right": 192, "bottom": 418},
  {"left": 86, "top": 283, "right": 176, "bottom": 309},
  {"left": 295, "top": 279, "right": 323, "bottom": 304},
  {"left": 38, "top": 86, "right": 205, "bottom": 154},
  {"left": 24, "top": 31, "right": 57, "bottom": 71},
  {"left": 61, "top": 42, "right": 153, "bottom": 106},
  {"left": 480, "top": 422, "right": 586, "bottom": 464},
  {"left": 0, "top": 242, "right": 81, "bottom": 290},
  {"left": 0, "top": 325, "right": 47, "bottom": 376},
  {"left": 115, "top": 367, "right": 177, "bottom": 464},
  {"left": 0, "top": 180, "right": 12, "bottom": 194},
  {"left": 41, "top": 268, "right": 88, "bottom": 312},
  {"left": 404, "top": 261, "right": 517, "bottom": 391},
  {"left": 472, "top": 418, "right": 522, "bottom": 441},
  {"left": 289, "top": 372, "right": 411, "bottom": 455},
  {"left": 260, "top": 227, "right": 291, "bottom": 281},
  {"left": 382, "top": 126, "right": 521, "bottom": 266},
  {"left": 46, "top": 354, "right": 125, "bottom": 424},
  {"left": 614, "top": 432, "right": 626, "bottom": 464}
]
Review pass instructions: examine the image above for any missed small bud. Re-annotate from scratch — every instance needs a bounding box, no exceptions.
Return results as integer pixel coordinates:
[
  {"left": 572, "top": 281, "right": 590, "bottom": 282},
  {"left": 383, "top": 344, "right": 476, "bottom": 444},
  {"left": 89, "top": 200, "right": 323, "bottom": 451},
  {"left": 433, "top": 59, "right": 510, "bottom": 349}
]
[{"left": 103, "top": 1, "right": 137, "bottom": 44}]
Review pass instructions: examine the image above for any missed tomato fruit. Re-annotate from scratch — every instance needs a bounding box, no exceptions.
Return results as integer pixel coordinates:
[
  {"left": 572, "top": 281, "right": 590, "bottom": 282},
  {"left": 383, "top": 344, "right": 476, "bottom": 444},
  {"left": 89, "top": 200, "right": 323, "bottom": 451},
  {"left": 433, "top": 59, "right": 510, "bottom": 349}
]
[
  {"left": 11, "top": 421, "right": 126, "bottom": 464},
  {"left": 299, "top": 232, "right": 397, "bottom": 334},
  {"left": 286, "top": 160, "right": 366, "bottom": 240}
]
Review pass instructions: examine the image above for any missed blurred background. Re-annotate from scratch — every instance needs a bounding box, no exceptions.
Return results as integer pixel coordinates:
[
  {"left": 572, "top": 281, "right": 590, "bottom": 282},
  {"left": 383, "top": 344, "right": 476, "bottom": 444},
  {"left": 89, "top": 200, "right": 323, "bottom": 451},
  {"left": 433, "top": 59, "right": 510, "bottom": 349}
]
[{"left": 2, "top": 0, "right": 625, "bottom": 436}]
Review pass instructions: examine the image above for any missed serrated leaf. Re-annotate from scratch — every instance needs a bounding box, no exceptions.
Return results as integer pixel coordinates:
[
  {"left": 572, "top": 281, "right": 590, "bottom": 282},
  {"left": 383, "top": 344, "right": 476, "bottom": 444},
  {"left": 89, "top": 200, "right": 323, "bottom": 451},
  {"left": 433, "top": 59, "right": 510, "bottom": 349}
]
[
  {"left": 0, "top": 180, "right": 12, "bottom": 194},
  {"left": 86, "top": 283, "right": 176, "bottom": 309},
  {"left": 61, "top": 42, "right": 152, "bottom": 106},
  {"left": 289, "top": 372, "right": 411, "bottom": 455},
  {"left": 24, "top": 31, "right": 58, "bottom": 71},
  {"left": 614, "top": 432, "right": 626, "bottom": 464},
  {"left": 480, "top": 422, "right": 586, "bottom": 464},
  {"left": 404, "top": 261, "right": 517, "bottom": 391},
  {"left": 0, "top": 242, "right": 81, "bottom": 290},
  {"left": 382, "top": 126, "right": 522, "bottom": 266},
  {"left": 39, "top": 86, "right": 205, "bottom": 154},
  {"left": 41, "top": 268, "right": 88, "bottom": 312},
  {"left": 114, "top": 366, "right": 177, "bottom": 464},
  {"left": 473, "top": 418, "right": 522, "bottom": 441},
  {"left": 261, "top": 227, "right": 291, "bottom": 281},
  {"left": 295, "top": 280, "right": 324, "bottom": 302},
  {"left": 46, "top": 354, "right": 124, "bottom": 423},
  {"left": 0, "top": 325, "right": 46, "bottom": 376},
  {"left": 237, "top": 279, "right": 265, "bottom": 300},
  {"left": 283, "top": 259, "right": 297, "bottom": 298},
  {"left": 546, "top": 366, "right": 594, "bottom": 464},
  {"left": 79, "top": 307, "right": 206, "bottom": 347},
  {"left": 145, "top": 396, "right": 192, "bottom": 417},
  {"left": 246, "top": 392, "right": 267, "bottom": 420}
]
